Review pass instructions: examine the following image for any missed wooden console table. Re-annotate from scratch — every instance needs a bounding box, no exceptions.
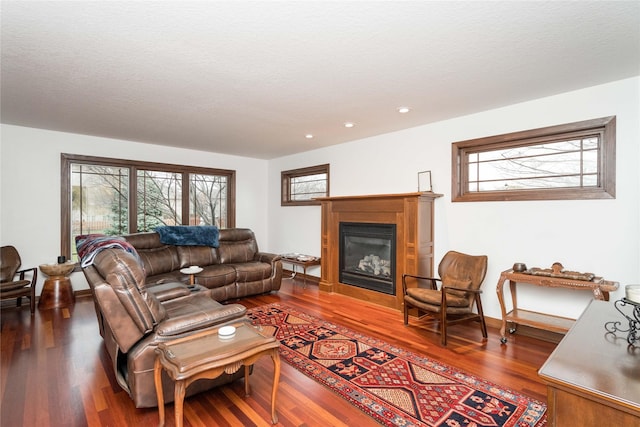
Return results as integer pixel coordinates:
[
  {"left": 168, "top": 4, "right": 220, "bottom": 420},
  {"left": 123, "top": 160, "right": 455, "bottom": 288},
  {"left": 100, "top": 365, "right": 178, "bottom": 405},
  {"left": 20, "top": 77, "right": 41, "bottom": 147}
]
[
  {"left": 496, "top": 268, "right": 618, "bottom": 343},
  {"left": 538, "top": 300, "right": 640, "bottom": 425}
]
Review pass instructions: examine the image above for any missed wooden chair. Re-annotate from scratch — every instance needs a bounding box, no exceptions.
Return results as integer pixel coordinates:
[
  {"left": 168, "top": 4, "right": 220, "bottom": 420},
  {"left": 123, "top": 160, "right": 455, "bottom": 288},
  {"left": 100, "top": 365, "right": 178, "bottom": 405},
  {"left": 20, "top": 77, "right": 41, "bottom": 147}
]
[
  {"left": 402, "top": 250, "right": 488, "bottom": 345},
  {"left": 0, "top": 246, "right": 38, "bottom": 315}
]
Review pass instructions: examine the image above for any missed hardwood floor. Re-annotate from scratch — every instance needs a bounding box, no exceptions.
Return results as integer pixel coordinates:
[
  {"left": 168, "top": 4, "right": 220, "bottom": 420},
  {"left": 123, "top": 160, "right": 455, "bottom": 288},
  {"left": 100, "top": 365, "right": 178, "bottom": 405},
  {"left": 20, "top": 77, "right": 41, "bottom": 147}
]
[{"left": 0, "top": 278, "right": 557, "bottom": 426}]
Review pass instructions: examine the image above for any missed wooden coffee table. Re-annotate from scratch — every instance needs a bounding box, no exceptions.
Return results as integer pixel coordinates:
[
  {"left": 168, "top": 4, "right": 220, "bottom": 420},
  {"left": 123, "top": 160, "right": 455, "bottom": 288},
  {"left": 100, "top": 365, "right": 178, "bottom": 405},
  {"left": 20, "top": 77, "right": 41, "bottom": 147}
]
[{"left": 154, "top": 321, "right": 280, "bottom": 426}]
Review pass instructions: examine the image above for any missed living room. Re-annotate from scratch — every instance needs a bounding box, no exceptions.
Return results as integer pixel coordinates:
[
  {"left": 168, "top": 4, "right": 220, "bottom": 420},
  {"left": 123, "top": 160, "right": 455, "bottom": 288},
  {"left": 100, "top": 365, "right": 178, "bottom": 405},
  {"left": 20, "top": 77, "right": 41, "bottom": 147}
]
[
  {"left": 1, "top": 2, "right": 639, "bottom": 426},
  {"left": 4, "top": 75, "right": 638, "bottom": 320}
]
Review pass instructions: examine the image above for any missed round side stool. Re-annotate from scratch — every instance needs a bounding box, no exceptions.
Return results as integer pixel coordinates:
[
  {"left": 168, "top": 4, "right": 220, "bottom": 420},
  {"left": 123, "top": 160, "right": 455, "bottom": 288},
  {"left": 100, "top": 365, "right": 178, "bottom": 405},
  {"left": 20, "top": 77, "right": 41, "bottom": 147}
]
[{"left": 38, "top": 261, "right": 76, "bottom": 310}]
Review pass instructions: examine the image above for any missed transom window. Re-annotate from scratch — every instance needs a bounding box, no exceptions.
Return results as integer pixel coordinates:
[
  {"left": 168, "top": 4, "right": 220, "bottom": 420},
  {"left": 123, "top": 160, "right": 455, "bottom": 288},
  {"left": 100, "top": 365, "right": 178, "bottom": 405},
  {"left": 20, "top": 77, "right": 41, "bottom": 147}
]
[
  {"left": 281, "top": 164, "right": 330, "bottom": 206},
  {"left": 452, "top": 116, "right": 615, "bottom": 202},
  {"left": 61, "top": 154, "right": 235, "bottom": 260}
]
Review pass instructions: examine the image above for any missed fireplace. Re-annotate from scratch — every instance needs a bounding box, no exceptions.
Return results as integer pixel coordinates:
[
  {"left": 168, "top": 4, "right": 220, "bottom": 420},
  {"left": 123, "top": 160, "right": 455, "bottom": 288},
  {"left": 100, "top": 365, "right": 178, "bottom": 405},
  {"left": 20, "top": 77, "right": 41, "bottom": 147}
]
[
  {"left": 339, "top": 222, "right": 396, "bottom": 295},
  {"left": 318, "top": 192, "right": 441, "bottom": 310}
]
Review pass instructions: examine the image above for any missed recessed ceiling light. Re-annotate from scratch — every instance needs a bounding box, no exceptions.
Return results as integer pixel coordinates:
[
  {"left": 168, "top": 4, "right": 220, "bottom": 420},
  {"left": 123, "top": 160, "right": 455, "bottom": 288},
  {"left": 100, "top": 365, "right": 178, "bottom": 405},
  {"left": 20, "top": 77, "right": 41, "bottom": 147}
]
[
  {"left": 344, "top": 122, "right": 355, "bottom": 128},
  {"left": 305, "top": 134, "right": 314, "bottom": 139},
  {"left": 397, "top": 107, "right": 410, "bottom": 114}
]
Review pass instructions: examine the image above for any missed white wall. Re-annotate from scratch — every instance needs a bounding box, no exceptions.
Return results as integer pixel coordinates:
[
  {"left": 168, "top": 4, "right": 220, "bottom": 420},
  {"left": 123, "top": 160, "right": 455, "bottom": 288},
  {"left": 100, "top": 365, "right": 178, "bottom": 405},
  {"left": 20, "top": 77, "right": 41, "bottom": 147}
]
[
  {"left": 0, "top": 126, "right": 269, "bottom": 293},
  {"left": 267, "top": 77, "right": 640, "bottom": 320}
]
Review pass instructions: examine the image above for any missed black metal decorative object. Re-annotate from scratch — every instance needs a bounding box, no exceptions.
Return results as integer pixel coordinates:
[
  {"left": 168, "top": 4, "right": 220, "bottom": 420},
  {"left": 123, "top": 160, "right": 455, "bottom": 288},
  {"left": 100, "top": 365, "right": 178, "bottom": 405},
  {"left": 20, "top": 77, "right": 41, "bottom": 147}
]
[{"left": 604, "top": 298, "right": 640, "bottom": 346}]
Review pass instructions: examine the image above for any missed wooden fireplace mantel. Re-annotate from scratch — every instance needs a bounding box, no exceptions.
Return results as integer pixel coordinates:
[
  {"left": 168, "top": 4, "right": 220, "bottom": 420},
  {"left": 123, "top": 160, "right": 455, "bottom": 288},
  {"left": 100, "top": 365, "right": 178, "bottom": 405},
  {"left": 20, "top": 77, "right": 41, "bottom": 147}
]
[{"left": 317, "top": 192, "right": 442, "bottom": 310}]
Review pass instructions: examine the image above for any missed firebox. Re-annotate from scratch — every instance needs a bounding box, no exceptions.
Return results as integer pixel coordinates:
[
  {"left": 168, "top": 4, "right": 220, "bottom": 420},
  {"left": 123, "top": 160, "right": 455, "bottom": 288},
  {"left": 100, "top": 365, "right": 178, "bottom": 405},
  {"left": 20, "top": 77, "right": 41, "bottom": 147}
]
[{"left": 339, "top": 222, "right": 396, "bottom": 295}]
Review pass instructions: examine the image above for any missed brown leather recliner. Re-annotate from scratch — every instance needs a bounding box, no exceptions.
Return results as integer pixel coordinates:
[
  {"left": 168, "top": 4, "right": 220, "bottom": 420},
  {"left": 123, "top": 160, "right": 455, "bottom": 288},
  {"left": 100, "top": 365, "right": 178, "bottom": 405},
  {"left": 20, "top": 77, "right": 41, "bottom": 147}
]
[
  {"left": 0, "top": 245, "right": 37, "bottom": 315},
  {"left": 83, "top": 248, "right": 249, "bottom": 408}
]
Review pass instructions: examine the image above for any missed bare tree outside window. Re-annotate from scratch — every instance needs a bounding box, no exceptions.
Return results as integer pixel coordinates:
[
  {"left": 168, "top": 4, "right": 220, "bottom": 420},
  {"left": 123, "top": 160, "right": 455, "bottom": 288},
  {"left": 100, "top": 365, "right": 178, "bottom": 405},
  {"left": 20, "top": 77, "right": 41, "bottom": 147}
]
[
  {"left": 469, "top": 137, "right": 599, "bottom": 191},
  {"left": 61, "top": 154, "right": 236, "bottom": 261},
  {"left": 291, "top": 173, "right": 327, "bottom": 201},
  {"left": 137, "top": 170, "right": 182, "bottom": 230},
  {"left": 281, "top": 164, "right": 329, "bottom": 206},
  {"left": 70, "top": 164, "right": 130, "bottom": 248},
  {"left": 190, "top": 174, "right": 228, "bottom": 227}
]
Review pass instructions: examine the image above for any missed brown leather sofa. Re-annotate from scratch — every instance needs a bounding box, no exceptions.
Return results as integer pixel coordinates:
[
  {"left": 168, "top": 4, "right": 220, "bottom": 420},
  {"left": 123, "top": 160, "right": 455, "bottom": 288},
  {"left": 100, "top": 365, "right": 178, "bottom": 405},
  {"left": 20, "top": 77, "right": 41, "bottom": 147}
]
[
  {"left": 81, "top": 228, "right": 282, "bottom": 408},
  {"left": 83, "top": 247, "right": 250, "bottom": 408},
  {"left": 121, "top": 228, "right": 283, "bottom": 301}
]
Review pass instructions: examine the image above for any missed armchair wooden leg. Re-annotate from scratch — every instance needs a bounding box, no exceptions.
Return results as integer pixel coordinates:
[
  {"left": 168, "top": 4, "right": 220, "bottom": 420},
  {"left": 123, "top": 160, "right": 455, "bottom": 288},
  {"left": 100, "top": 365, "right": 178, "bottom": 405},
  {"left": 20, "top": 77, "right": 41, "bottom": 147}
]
[
  {"left": 403, "top": 303, "right": 409, "bottom": 325},
  {"left": 476, "top": 295, "right": 488, "bottom": 339},
  {"left": 440, "top": 309, "right": 447, "bottom": 346}
]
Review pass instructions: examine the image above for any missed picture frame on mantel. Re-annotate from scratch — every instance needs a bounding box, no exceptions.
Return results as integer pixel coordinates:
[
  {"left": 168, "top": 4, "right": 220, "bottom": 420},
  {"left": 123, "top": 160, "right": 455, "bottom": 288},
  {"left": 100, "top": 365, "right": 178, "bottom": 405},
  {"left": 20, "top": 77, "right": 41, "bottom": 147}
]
[{"left": 418, "top": 170, "right": 432, "bottom": 192}]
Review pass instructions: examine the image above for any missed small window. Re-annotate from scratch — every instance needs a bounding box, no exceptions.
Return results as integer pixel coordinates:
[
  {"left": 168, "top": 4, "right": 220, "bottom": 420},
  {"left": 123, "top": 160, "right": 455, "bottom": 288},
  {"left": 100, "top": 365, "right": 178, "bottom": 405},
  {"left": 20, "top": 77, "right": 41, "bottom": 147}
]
[
  {"left": 281, "top": 164, "right": 329, "bottom": 206},
  {"left": 452, "top": 116, "right": 615, "bottom": 202}
]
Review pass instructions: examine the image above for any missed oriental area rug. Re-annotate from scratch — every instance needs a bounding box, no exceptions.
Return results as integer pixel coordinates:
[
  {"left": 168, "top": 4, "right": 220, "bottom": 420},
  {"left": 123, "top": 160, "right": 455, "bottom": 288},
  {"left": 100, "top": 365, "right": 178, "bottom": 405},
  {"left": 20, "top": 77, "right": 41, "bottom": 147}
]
[{"left": 247, "top": 303, "right": 547, "bottom": 427}]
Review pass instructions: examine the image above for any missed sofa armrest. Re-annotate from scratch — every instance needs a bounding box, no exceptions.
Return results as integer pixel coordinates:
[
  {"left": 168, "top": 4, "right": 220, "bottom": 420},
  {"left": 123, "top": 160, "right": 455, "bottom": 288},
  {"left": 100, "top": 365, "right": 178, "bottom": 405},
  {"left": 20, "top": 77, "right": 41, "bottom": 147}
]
[
  {"left": 156, "top": 302, "right": 247, "bottom": 336},
  {"left": 146, "top": 282, "right": 191, "bottom": 302},
  {"left": 255, "top": 252, "right": 282, "bottom": 264}
]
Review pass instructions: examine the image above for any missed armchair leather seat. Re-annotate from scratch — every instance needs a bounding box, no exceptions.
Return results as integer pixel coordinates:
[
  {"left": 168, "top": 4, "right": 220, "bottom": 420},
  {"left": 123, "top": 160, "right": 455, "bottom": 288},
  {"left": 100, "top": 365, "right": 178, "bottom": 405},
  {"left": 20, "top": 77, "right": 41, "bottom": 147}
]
[
  {"left": 0, "top": 246, "right": 37, "bottom": 315},
  {"left": 405, "top": 287, "right": 470, "bottom": 309}
]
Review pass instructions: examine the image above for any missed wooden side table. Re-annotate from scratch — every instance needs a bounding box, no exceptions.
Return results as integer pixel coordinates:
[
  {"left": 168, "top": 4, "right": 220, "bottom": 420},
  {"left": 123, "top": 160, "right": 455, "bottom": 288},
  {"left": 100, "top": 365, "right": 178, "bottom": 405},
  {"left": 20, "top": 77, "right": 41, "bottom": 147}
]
[
  {"left": 154, "top": 321, "right": 280, "bottom": 427},
  {"left": 281, "top": 254, "right": 321, "bottom": 287},
  {"left": 496, "top": 268, "right": 619, "bottom": 343},
  {"left": 179, "top": 266, "right": 203, "bottom": 285},
  {"left": 38, "top": 261, "right": 76, "bottom": 310}
]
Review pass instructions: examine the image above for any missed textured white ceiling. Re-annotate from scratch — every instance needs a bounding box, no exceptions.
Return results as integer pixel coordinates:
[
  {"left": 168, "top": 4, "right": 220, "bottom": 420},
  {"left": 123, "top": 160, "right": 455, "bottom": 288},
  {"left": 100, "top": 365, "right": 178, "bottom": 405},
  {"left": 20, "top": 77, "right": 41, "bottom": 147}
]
[{"left": 2, "top": 1, "right": 639, "bottom": 159}]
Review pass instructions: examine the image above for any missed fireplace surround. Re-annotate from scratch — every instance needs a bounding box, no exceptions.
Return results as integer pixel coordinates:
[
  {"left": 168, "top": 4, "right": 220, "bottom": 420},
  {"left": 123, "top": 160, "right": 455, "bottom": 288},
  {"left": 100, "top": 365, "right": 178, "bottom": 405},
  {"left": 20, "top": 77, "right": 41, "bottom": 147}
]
[{"left": 318, "top": 192, "right": 442, "bottom": 310}]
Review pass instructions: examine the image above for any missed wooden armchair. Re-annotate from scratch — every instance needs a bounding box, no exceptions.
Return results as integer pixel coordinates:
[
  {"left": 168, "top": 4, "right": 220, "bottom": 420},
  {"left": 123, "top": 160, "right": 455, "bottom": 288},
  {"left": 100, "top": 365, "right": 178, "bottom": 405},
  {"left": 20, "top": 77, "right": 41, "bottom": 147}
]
[
  {"left": 402, "top": 250, "right": 488, "bottom": 345},
  {"left": 0, "top": 246, "right": 38, "bottom": 315}
]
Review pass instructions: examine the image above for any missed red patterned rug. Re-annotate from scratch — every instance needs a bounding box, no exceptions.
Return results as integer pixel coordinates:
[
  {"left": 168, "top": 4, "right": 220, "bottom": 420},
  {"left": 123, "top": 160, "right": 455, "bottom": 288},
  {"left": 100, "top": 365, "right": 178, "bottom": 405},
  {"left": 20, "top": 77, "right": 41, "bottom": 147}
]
[{"left": 247, "top": 303, "right": 546, "bottom": 427}]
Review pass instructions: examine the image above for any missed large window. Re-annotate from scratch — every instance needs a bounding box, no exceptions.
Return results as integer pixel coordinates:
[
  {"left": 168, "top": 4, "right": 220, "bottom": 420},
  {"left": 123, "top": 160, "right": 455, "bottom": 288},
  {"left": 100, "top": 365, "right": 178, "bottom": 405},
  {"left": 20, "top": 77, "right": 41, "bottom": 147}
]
[
  {"left": 452, "top": 116, "right": 615, "bottom": 202},
  {"left": 61, "top": 154, "right": 235, "bottom": 260},
  {"left": 281, "top": 164, "right": 329, "bottom": 206}
]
